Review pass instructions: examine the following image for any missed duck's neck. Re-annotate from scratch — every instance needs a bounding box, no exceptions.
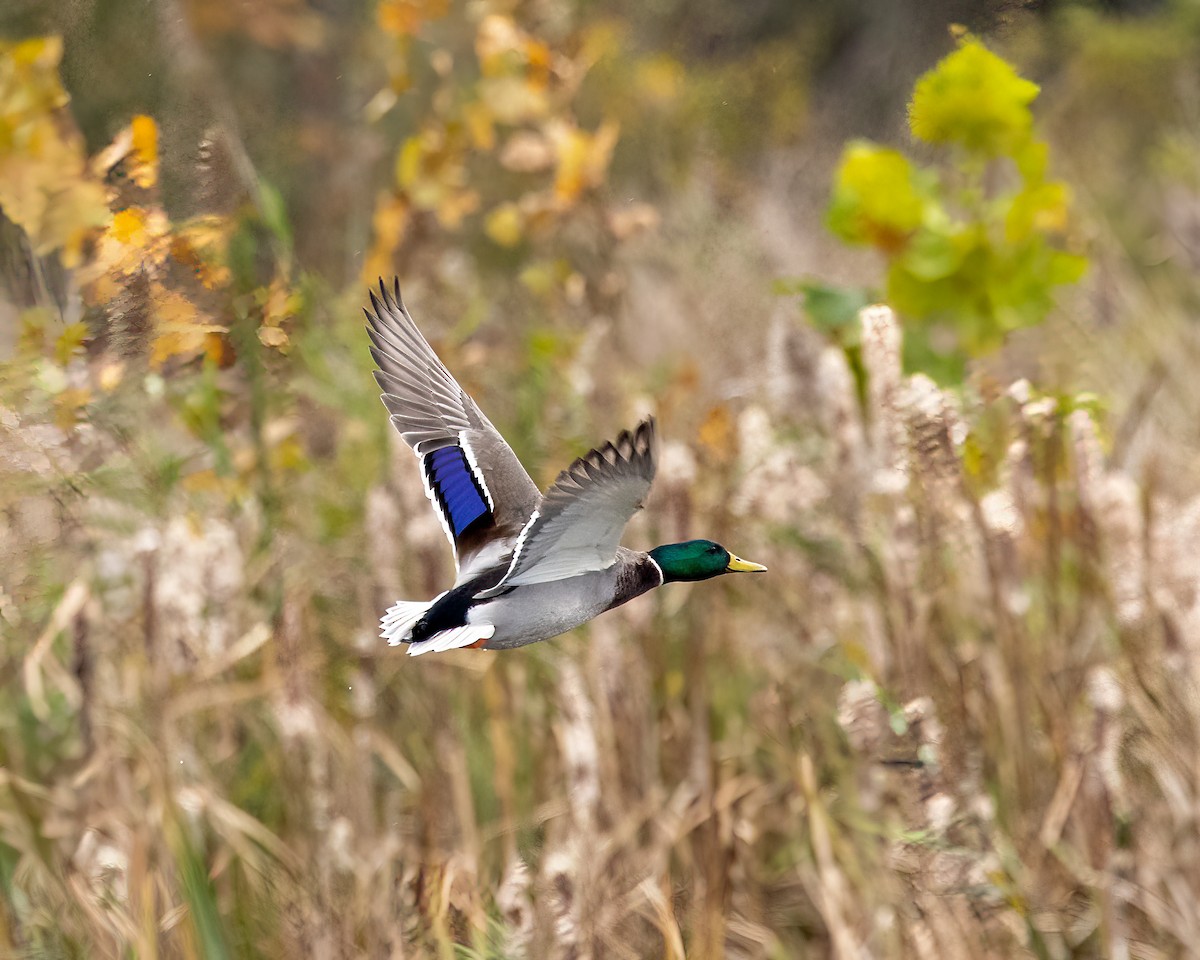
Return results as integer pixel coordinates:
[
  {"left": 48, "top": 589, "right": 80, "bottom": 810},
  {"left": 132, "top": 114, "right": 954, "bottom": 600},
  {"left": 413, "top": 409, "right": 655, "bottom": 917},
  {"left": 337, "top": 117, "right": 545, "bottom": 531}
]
[{"left": 604, "top": 554, "right": 669, "bottom": 613}]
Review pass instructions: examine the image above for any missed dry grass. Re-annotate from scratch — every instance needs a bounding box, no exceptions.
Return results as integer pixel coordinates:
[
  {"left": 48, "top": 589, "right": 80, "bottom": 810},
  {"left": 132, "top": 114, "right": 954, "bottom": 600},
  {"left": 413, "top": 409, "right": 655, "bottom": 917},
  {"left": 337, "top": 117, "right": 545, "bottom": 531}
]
[{"left": 4, "top": 295, "right": 1200, "bottom": 958}]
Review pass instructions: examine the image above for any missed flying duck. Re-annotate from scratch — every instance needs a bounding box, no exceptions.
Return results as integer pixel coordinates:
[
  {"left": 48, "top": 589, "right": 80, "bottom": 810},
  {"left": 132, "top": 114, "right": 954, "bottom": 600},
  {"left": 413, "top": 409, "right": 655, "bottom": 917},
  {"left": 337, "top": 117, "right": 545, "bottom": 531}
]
[{"left": 366, "top": 279, "right": 766, "bottom": 656}]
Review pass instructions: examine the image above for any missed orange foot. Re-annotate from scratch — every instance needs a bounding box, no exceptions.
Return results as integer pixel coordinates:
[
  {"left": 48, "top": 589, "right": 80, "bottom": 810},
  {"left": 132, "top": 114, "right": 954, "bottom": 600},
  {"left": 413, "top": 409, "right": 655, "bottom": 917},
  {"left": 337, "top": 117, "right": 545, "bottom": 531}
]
[{"left": 467, "top": 638, "right": 489, "bottom": 649}]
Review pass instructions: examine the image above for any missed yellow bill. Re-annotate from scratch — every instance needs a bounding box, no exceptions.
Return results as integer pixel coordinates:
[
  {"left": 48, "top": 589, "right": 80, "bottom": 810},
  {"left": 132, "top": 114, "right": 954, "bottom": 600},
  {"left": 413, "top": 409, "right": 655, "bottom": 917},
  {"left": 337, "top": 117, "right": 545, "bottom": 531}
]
[{"left": 726, "top": 554, "right": 768, "bottom": 573}]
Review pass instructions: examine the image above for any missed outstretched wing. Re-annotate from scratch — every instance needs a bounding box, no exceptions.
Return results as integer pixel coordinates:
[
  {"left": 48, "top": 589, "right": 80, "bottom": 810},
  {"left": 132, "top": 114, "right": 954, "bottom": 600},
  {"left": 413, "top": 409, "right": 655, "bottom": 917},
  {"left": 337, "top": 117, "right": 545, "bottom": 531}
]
[
  {"left": 476, "top": 418, "right": 657, "bottom": 597},
  {"left": 366, "top": 279, "right": 541, "bottom": 579}
]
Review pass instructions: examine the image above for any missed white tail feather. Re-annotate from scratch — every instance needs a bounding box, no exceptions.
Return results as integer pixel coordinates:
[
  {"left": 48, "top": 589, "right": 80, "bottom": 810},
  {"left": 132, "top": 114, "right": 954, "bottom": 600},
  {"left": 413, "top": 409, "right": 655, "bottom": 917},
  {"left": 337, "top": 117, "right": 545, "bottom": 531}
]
[
  {"left": 380, "top": 598, "right": 436, "bottom": 646},
  {"left": 381, "top": 595, "right": 495, "bottom": 655},
  {"left": 408, "top": 624, "right": 496, "bottom": 657}
]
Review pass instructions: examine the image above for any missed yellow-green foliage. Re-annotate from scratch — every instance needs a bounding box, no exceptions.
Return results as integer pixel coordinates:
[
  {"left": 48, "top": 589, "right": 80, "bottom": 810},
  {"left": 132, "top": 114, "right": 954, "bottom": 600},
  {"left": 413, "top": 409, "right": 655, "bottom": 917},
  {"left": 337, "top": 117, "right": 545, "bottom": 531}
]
[
  {"left": 0, "top": 37, "right": 108, "bottom": 262},
  {"left": 827, "top": 38, "right": 1087, "bottom": 382},
  {"left": 908, "top": 39, "right": 1039, "bottom": 155}
]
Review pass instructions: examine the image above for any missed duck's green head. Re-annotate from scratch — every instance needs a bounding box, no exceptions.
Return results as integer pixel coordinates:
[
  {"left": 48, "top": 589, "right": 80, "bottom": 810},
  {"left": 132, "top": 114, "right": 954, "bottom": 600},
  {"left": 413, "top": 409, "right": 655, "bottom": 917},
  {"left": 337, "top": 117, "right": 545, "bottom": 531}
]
[{"left": 648, "top": 540, "right": 768, "bottom": 583}]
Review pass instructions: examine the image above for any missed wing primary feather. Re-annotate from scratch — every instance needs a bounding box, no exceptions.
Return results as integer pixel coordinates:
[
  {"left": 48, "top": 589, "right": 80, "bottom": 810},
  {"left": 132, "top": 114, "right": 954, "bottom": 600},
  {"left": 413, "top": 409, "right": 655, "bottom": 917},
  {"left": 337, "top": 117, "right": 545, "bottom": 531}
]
[
  {"left": 380, "top": 277, "right": 397, "bottom": 313},
  {"left": 475, "top": 416, "right": 656, "bottom": 596}
]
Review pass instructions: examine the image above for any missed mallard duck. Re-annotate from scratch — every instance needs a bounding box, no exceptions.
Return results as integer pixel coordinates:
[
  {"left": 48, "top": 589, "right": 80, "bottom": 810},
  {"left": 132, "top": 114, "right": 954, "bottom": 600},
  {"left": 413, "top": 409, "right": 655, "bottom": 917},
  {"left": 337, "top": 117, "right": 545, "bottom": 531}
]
[{"left": 366, "top": 279, "right": 766, "bottom": 656}]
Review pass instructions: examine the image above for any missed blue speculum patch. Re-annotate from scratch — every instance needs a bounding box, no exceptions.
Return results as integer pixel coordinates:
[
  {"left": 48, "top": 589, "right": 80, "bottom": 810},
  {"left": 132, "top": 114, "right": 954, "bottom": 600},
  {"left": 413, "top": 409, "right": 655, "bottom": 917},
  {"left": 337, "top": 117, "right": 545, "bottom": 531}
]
[{"left": 426, "top": 446, "right": 489, "bottom": 536}]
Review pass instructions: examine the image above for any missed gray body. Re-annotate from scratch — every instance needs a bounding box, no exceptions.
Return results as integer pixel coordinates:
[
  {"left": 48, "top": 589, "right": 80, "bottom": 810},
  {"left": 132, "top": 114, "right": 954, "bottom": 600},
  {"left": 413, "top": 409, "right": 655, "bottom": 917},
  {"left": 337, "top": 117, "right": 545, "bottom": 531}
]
[{"left": 467, "top": 549, "right": 662, "bottom": 648}]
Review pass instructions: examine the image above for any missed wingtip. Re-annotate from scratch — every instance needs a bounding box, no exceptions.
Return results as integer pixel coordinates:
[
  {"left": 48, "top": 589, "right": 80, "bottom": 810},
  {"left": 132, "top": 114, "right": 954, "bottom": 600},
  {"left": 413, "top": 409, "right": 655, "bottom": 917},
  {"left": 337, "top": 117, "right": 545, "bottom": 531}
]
[
  {"left": 635, "top": 416, "right": 657, "bottom": 456},
  {"left": 369, "top": 276, "right": 408, "bottom": 315}
]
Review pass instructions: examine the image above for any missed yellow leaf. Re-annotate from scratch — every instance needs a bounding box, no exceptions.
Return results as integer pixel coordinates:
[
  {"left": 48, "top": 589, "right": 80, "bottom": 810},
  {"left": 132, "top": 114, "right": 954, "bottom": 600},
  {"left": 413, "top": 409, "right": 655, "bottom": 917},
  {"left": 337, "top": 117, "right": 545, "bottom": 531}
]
[
  {"left": 111, "top": 207, "right": 147, "bottom": 245},
  {"left": 54, "top": 322, "right": 88, "bottom": 364},
  {"left": 1005, "top": 179, "right": 1071, "bottom": 243},
  {"left": 551, "top": 120, "right": 618, "bottom": 204},
  {"left": 87, "top": 274, "right": 119, "bottom": 305},
  {"left": 149, "top": 329, "right": 204, "bottom": 368},
  {"left": 363, "top": 192, "right": 411, "bottom": 282},
  {"left": 376, "top": 0, "right": 447, "bottom": 36},
  {"left": 259, "top": 277, "right": 301, "bottom": 325},
  {"left": 588, "top": 121, "right": 619, "bottom": 181},
  {"left": 908, "top": 38, "right": 1040, "bottom": 156},
  {"left": 10, "top": 36, "right": 63, "bottom": 69},
  {"left": 394, "top": 124, "right": 478, "bottom": 226},
  {"left": 148, "top": 287, "right": 225, "bottom": 367},
  {"left": 395, "top": 135, "right": 425, "bottom": 189},
  {"left": 0, "top": 38, "right": 108, "bottom": 255},
  {"left": 524, "top": 38, "right": 551, "bottom": 87},
  {"left": 155, "top": 288, "right": 200, "bottom": 326},
  {"left": 462, "top": 100, "right": 495, "bottom": 151},
  {"left": 171, "top": 217, "right": 233, "bottom": 290},
  {"left": 203, "top": 332, "right": 232, "bottom": 366},
  {"left": 552, "top": 128, "right": 590, "bottom": 203},
  {"left": 485, "top": 202, "right": 523, "bottom": 247},
  {"left": 130, "top": 114, "right": 158, "bottom": 187},
  {"left": 378, "top": 0, "right": 419, "bottom": 36},
  {"left": 374, "top": 191, "right": 410, "bottom": 248},
  {"left": 826, "top": 142, "right": 925, "bottom": 252},
  {"left": 54, "top": 387, "right": 91, "bottom": 429},
  {"left": 131, "top": 116, "right": 157, "bottom": 165}
]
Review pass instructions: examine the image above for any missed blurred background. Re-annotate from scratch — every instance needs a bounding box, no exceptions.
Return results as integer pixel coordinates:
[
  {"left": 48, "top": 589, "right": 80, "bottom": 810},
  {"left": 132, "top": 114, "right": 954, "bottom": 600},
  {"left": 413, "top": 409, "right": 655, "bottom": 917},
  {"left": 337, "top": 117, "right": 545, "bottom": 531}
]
[{"left": 2, "top": 0, "right": 1200, "bottom": 956}]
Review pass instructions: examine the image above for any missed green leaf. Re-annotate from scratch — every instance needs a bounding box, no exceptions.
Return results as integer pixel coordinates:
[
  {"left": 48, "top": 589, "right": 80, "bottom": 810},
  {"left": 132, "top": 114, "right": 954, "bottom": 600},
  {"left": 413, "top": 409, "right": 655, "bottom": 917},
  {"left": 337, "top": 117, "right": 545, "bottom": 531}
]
[
  {"left": 1005, "top": 179, "right": 1071, "bottom": 242},
  {"left": 901, "top": 330, "right": 967, "bottom": 386},
  {"left": 817, "top": 37, "right": 1089, "bottom": 385},
  {"left": 796, "top": 281, "right": 873, "bottom": 338},
  {"left": 54, "top": 322, "right": 89, "bottom": 365},
  {"left": 257, "top": 178, "right": 293, "bottom": 253},
  {"left": 1047, "top": 250, "right": 1088, "bottom": 286},
  {"left": 901, "top": 227, "right": 967, "bottom": 281},
  {"left": 171, "top": 819, "right": 231, "bottom": 960}
]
